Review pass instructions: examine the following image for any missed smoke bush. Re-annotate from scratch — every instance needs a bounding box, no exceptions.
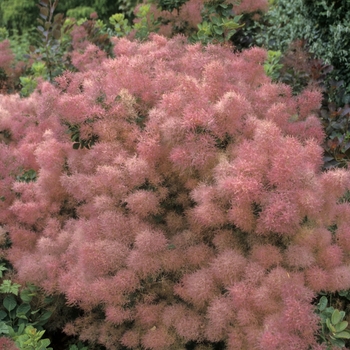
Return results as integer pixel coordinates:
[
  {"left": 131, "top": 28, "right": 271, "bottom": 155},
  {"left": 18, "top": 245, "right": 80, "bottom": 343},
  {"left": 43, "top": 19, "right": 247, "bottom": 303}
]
[{"left": 0, "top": 34, "right": 349, "bottom": 349}]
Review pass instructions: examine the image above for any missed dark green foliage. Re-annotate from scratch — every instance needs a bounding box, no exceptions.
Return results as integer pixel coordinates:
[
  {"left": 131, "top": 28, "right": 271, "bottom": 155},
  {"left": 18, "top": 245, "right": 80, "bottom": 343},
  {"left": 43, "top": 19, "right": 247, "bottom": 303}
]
[
  {"left": 78, "top": 18, "right": 112, "bottom": 53},
  {"left": 155, "top": 0, "right": 188, "bottom": 12},
  {"left": 316, "top": 295, "right": 350, "bottom": 349},
  {"left": 250, "top": 0, "right": 350, "bottom": 93},
  {"left": 277, "top": 40, "right": 333, "bottom": 94},
  {"left": 302, "top": 0, "right": 349, "bottom": 27},
  {"left": 66, "top": 6, "right": 96, "bottom": 20},
  {"left": 319, "top": 81, "right": 350, "bottom": 169},
  {"left": 191, "top": 0, "right": 243, "bottom": 44},
  {"left": 301, "top": 0, "right": 350, "bottom": 93},
  {"left": 250, "top": 0, "right": 306, "bottom": 51},
  {"left": 66, "top": 123, "right": 99, "bottom": 150},
  {"left": 0, "top": 0, "right": 39, "bottom": 35},
  {"left": 0, "top": 279, "right": 52, "bottom": 335},
  {"left": 0, "top": 0, "right": 138, "bottom": 37},
  {"left": 16, "top": 169, "right": 37, "bottom": 183},
  {"left": 57, "top": 0, "right": 137, "bottom": 21}
]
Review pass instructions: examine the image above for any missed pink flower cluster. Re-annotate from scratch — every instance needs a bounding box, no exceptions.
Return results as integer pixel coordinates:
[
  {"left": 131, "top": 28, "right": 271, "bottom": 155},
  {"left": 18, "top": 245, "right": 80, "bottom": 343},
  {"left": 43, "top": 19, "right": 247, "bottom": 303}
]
[
  {"left": 0, "top": 41, "right": 14, "bottom": 76},
  {"left": 0, "top": 34, "right": 349, "bottom": 349},
  {"left": 0, "top": 337, "right": 17, "bottom": 350}
]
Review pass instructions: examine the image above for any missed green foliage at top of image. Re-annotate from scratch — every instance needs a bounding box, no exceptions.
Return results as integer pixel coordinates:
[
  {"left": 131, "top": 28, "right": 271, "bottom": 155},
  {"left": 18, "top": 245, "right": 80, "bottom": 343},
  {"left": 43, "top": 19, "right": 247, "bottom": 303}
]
[
  {"left": 66, "top": 6, "right": 96, "bottom": 20},
  {"left": 192, "top": 1, "right": 244, "bottom": 44},
  {"left": 0, "top": 0, "right": 138, "bottom": 37},
  {"left": 0, "top": 0, "right": 39, "bottom": 35},
  {"left": 248, "top": 0, "right": 350, "bottom": 93},
  {"left": 57, "top": 0, "right": 137, "bottom": 21},
  {"left": 155, "top": 0, "right": 187, "bottom": 12}
]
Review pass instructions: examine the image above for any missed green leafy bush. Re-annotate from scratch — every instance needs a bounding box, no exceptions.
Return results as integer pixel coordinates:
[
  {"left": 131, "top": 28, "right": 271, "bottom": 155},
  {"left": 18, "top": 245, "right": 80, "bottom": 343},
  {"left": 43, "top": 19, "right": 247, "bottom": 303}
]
[
  {"left": 0, "top": 265, "right": 53, "bottom": 349},
  {"left": 0, "top": 0, "right": 39, "bottom": 35},
  {"left": 66, "top": 6, "right": 96, "bottom": 20},
  {"left": 316, "top": 296, "right": 350, "bottom": 349},
  {"left": 57, "top": 0, "right": 138, "bottom": 22},
  {"left": 251, "top": 0, "right": 350, "bottom": 93},
  {"left": 11, "top": 325, "right": 52, "bottom": 350},
  {"left": 263, "top": 50, "right": 283, "bottom": 81},
  {"left": 191, "top": 1, "right": 243, "bottom": 44}
]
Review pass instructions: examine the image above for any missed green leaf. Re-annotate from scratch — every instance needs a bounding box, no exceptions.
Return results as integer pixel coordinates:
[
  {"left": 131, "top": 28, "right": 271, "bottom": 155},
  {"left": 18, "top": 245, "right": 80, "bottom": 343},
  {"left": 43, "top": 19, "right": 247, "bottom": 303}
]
[
  {"left": 318, "top": 296, "right": 328, "bottom": 311},
  {"left": 335, "top": 321, "right": 348, "bottom": 332},
  {"left": 226, "top": 30, "right": 237, "bottom": 40},
  {"left": 39, "top": 338, "right": 51, "bottom": 347},
  {"left": 213, "top": 26, "right": 224, "bottom": 35},
  {"left": 20, "top": 289, "right": 35, "bottom": 303},
  {"left": 36, "top": 310, "right": 52, "bottom": 326},
  {"left": 43, "top": 296, "right": 53, "bottom": 305},
  {"left": 9, "top": 309, "right": 16, "bottom": 320},
  {"left": 71, "top": 133, "right": 80, "bottom": 142},
  {"left": 0, "top": 310, "right": 7, "bottom": 320},
  {"left": 0, "top": 264, "right": 8, "bottom": 278},
  {"left": 330, "top": 337, "right": 345, "bottom": 347},
  {"left": 0, "top": 321, "right": 9, "bottom": 334},
  {"left": 211, "top": 16, "right": 221, "bottom": 25},
  {"left": 16, "top": 303, "right": 31, "bottom": 317},
  {"left": 327, "top": 318, "right": 337, "bottom": 333},
  {"left": 17, "top": 322, "right": 25, "bottom": 335},
  {"left": 331, "top": 309, "right": 343, "bottom": 325},
  {"left": 3, "top": 295, "right": 17, "bottom": 312},
  {"left": 334, "top": 330, "right": 350, "bottom": 339}
]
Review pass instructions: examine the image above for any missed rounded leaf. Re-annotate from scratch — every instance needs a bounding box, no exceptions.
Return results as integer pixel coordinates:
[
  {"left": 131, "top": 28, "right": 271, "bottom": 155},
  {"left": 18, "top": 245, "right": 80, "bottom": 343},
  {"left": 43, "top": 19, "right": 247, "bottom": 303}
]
[
  {"left": 334, "top": 330, "right": 350, "bottom": 339},
  {"left": 16, "top": 303, "right": 31, "bottom": 317},
  {"left": 318, "top": 296, "right": 328, "bottom": 311},
  {"left": 335, "top": 321, "right": 348, "bottom": 333},
  {"left": 3, "top": 295, "right": 17, "bottom": 312},
  {"left": 331, "top": 309, "right": 343, "bottom": 325}
]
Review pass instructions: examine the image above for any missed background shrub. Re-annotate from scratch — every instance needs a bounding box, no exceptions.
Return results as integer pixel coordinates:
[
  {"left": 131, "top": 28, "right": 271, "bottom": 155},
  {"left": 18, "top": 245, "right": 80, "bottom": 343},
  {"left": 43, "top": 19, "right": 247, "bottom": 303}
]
[
  {"left": 0, "top": 0, "right": 138, "bottom": 37},
  {"left": 249, "top": 0, "right": 350, "bottom": 94},
  {"left": 128, "top": 0, "right": 268, "bottom": 42}
]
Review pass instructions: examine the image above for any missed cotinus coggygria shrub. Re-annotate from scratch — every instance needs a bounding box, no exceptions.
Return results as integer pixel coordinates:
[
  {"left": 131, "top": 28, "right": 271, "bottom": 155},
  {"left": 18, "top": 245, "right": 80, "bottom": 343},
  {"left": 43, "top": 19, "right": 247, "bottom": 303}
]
[{"left": 0, "top": 34, "right": 349, "bottom": 349}]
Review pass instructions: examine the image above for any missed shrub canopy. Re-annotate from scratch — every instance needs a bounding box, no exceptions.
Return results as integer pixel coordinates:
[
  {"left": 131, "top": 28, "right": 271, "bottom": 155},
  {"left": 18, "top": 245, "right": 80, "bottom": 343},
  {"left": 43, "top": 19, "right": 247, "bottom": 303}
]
[{"left": 0, "top": 34, "right": 350, "bottom": 349}]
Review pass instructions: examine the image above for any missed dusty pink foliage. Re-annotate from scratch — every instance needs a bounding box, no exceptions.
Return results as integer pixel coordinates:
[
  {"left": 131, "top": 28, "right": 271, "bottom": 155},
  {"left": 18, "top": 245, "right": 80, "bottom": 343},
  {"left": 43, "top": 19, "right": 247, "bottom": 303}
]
[
  {"left": 0, "top": 41, "right": 27, "bottom": 93},
  {"left": 0, "top": 337, "right": 18, "bottom": 350},
  {"left": 232, "top": 0, "right": 268, "bottom": 14},
  {"left": 0, "top": 34, "right": 349, "bottom": 349},
  {"left": 0, "top": 41, "right": 14, "bottom": 75}
]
